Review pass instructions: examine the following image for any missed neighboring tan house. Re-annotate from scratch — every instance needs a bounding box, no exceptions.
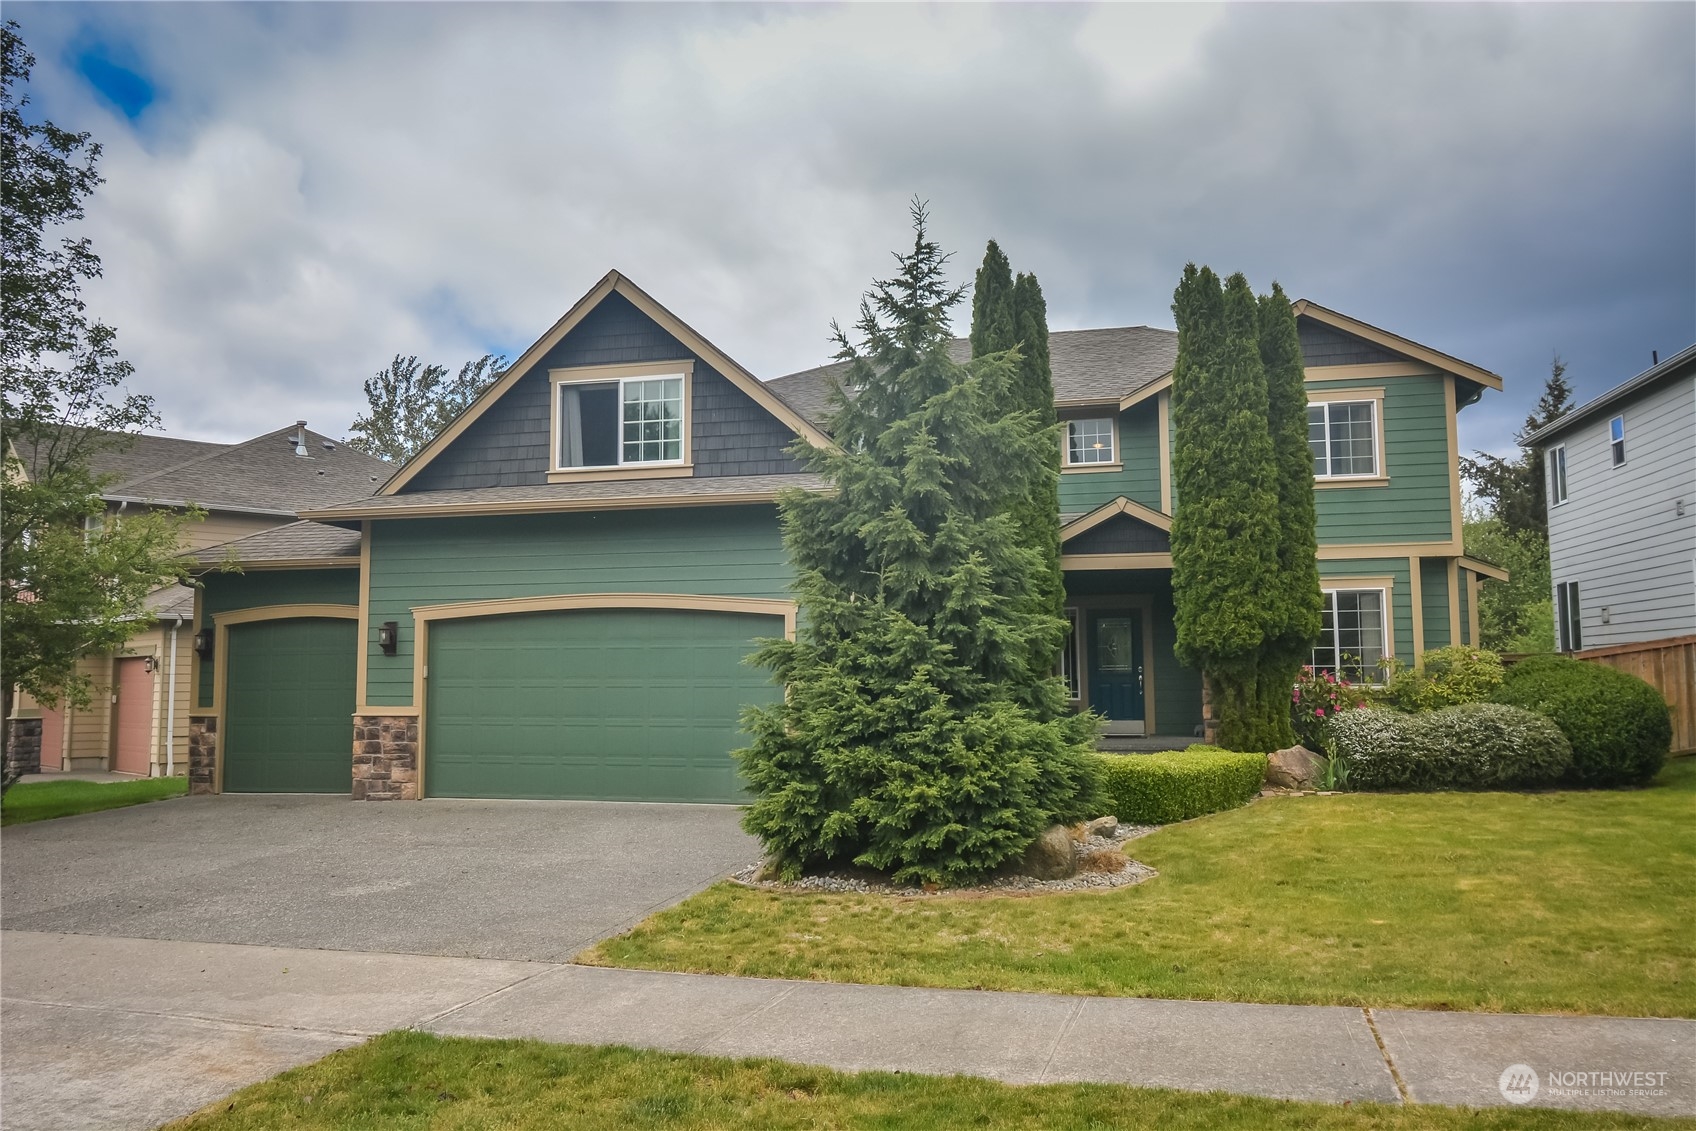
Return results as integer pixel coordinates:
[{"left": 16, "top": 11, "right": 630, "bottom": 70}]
[
  {"left": 184, "top": 270, "right": 1506, "bottom": 803},
  {"left": 8, "top": 424, "right": 388, "bottom": 777},
  {"left": 1523, "top": 343, "right": 1695, "bottom": 752}
]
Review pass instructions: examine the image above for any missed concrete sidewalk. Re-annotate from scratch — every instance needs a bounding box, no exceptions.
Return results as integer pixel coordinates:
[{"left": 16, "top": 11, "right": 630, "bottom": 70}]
[{"left": 3, "top": 931, "right": 1691, "bottom": 1129}]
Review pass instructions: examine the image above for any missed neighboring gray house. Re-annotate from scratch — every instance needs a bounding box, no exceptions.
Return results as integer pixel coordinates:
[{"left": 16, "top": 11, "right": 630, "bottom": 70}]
[{"left": 1527, "top": 344, "right": 1696, "bottom": 652}]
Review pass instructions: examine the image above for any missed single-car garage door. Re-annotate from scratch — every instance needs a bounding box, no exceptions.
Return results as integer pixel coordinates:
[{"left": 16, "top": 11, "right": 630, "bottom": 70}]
[
  {"left": 223, "top": 617, "right": 357, "bottom": 793},
  {"left": 425, "top": 608, "right": 782, "bottom": 802}
]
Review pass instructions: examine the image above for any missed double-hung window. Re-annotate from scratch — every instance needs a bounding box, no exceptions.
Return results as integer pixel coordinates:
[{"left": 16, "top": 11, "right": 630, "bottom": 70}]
[
  {"left": 1308, "top": 400, "right": 1378, "bottom": 478},
  {"left": 1312, "top": 588, "right": 1387, "bottom": 683},
  {"left": 1609, "top": 416, "right": 1626, "bottom": 467},
  {"left": 553, "top": 365, "right": 689, "bottom": 473},
  {"left": 1065, "top": 418, "right": 1116, "bottom": 466},
  {"left": 1547, "top": 445, "right": 1568, "bottom": 505},
  {"left": 1556, "top": 581, "right": 1582, "bottom": 652}
]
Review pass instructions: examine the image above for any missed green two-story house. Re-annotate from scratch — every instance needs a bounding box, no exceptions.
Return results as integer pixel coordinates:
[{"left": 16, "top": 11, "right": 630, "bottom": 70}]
[{"left": 186, "top": 271, "right": 1505, "bottom": 802}]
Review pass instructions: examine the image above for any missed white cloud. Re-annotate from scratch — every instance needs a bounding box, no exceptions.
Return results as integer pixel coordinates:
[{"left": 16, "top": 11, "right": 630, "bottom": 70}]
[{"left": 8, "top": 1, "right": 1691, "bottom": 457}]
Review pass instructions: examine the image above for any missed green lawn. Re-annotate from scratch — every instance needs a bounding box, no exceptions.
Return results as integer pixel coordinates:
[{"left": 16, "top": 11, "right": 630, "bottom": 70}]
[
  {"left": 585, "top": 757, "right": 1696, "bottom": 1018},
  {"left": 168, "top": 1031, "right": 1693, "bottom": 1131},
  {"left": 1, "top": 776, "right": 188, "bottom": 826}
]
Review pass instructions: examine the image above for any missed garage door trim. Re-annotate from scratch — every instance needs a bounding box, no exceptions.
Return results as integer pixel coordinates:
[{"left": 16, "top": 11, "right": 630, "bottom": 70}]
[
  {"left": 411, "top": 592, "right": 797, "bottom": 798},
  {"left": 211, "top": 603, "right": 359, "bottom": 794}
]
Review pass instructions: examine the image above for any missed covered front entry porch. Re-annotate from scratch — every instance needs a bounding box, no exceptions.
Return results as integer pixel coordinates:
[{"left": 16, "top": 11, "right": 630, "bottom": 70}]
[{"left": 1061, "top": 568, "right": 1204, "bottom": 748}]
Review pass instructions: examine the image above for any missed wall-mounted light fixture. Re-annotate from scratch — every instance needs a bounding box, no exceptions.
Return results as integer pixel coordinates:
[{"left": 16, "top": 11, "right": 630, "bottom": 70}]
[
  {"left": 143, "top": 656, "right": 159, "bottom": 674},
  {"left": 193, "top": 628, "right": 214, "bottom": 660},
  {"left": 377, "top": 621, "right": 399, "bottom": 656}
]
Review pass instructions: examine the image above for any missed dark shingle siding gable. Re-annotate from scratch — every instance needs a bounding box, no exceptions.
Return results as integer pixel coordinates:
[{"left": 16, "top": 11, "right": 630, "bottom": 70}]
[
  {"left": 1063, "top": 513, "right": 1171, "bottom": 555},
  {"left": 402, "top": 292, "right": 800, "bottom": 492},
  {"left": 1298, "top": 317, "right": 1400, "bottom": 367}
]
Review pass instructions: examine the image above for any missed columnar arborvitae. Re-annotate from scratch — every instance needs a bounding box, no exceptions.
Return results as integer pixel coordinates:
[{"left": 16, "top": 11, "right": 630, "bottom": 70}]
[
  {"left": 1169, "top": 266, "right": 1284, "bottom": 751},
  {"left": 1256, "top": 283, "right": 1322, "bottom": 747},
  {"left": 969, "top": 243, "right": 1065, "bottom": 684},
  {"left": 736, "top": 205, "right": 1099, "bottom": 885}
]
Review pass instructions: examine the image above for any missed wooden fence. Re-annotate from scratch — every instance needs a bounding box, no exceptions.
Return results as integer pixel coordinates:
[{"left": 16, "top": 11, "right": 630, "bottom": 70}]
[{"left": 1573, "top": 634, "right": 1696, "bottom": 755}]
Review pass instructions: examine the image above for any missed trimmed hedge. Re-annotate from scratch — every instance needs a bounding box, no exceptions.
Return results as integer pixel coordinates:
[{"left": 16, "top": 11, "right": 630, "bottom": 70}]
[
  {"left": 1329, "top": 702, "right": 1572, "bottom": 791},
  {"left": 1492, "top": 655, "right": 1671, "bottom": 787},
  {"left": 1094, "top": 746, "right": 1269, "bottom": 825}
]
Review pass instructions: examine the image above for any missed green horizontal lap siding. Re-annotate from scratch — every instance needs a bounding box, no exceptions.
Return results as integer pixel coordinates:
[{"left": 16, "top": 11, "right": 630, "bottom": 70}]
[
  {"left": 1058, "top": 402, "right": 1163, "bottom": 516},
  {"left": 1314, "top": 375, "right": 1454, "bottom": 545},
  {"left": 1421, "top": 558, "right": 1453, "bottom": 652},
  {"left": 425, "top": 608, "right": 780, "bottom": 801},
  {"left": 1319, "top": 558, "right": 1414, "bottom": 669},
  {"left": 223, "top": 618, "right": 356, "bottom": 793},
  {"left": 365, "top": 505, "right": 790, "bottom": 707},
  {"left": 196, "top": 569, "right": 359, "bottom": 708}
]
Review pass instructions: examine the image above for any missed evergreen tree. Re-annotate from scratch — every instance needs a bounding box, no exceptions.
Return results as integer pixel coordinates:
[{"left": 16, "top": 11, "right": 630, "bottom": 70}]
[
  {"left": 969, "top": 243, "right": 1065, "bottom": 677},
  {"left": 1256, "top": 283, "right": 1322, "bottom": 749},
  {"left": 969, "top": 240, "right": 1016, "bottom": 360},
  {"left": 736, "top": 204, "right": 1099, "bottom": 885},
  {"left": 1169, "top": 266, "right": 1283, "bottom": 751}
]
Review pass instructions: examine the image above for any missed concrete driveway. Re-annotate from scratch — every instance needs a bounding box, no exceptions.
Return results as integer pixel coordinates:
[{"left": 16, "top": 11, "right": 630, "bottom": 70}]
[{"left": 1, "top": 793, "right": 758, "bottom": 961}]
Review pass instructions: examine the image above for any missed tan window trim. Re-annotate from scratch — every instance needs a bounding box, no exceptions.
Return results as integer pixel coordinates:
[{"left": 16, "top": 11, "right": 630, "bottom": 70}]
[
  {"left": 1315, "top": 476, "right": 1390, "bottom": 489},
  {"left": 550, "top": 361, "right": 693, "bottom": 480},
  {"left": 1308, "top": 386, "right": 1387, "bottom": 483},
  {"left": 1061, "top": 462, "right": 1124, "bottom": 475}
]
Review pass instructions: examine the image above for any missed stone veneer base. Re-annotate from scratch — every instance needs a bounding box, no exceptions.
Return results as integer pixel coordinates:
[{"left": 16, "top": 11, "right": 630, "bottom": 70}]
[
  {"left": 353, "top": 715, "right": 419, "bottom": 801},
  {"left": 5, "top": 717, "right": 43, "bottom": 777},
  {"left": 188, "top": 717, "right": 217, "bottom": 794}
]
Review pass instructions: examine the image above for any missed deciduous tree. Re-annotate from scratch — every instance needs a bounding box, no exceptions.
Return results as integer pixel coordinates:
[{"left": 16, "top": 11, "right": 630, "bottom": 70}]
[
  {"left": 347, "top": 352, "right": 505, "bottom": 464},
  {"left": 2, "top": 21, "right": 193, "bottom": 788}
]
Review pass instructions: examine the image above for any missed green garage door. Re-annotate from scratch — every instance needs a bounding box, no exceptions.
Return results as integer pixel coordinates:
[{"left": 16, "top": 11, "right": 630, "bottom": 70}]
[
  {"left": 425, "top": 608, "right": 782, "bottom": 802},
  {"left": 224, "top": 617, "right": 357, "bottom": 793}
]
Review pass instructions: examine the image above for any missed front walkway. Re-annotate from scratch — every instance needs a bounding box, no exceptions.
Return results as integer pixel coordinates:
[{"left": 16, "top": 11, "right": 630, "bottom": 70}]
[{"left": 3, "top": 930, "right": 1688, "bottom": 1129}]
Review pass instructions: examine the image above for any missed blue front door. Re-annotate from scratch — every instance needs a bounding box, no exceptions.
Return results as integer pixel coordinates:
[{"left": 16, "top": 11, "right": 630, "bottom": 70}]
[{"left": 1089, "top": 611, "right": 1145, "bottom": 729}]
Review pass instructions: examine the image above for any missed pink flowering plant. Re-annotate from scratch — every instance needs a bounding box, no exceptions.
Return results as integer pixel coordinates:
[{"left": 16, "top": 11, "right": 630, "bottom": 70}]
[{"left": 1291, "top": 663, "right": 1371, "bottom": 755}]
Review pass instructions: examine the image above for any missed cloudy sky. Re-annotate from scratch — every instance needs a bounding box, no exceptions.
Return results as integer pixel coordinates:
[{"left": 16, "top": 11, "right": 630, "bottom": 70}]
[{"left": 10, "top": 2, "right": 1694, "bottom": 459}]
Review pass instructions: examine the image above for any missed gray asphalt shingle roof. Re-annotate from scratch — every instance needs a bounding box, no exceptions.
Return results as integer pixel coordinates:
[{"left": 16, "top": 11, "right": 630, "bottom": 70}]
[
  {"left": 195, "top": 520, "right": 364, "bottom": 566},
  {"left": 301, "top": 472, "right": 828, "bottom": 519},
  {"left": 763, "top": 325, "right": 1178, "bottom": 429},
  {"left": 110, "top": 425, "right": 390, "bottom": 513},
  {"left": 9, "top": 423, "right": 391, "bottom": 514}
]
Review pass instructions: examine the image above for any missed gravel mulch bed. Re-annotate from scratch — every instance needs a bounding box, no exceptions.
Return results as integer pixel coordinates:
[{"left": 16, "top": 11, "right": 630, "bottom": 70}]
[{"left": 729, "top": 823, "right": 1161, "bottom": 897}]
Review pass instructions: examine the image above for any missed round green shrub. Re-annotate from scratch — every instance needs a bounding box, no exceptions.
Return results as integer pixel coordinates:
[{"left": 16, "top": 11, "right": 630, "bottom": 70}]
[
  {"left": 1492, "top": 655, "right": 1671, "bottom": 787},
  {"left": 1328, "top": 702, "right": 1571, "bottom": 791},
  {"left": 1384, "top": 646, "right": 1506, "bottom": 712}
]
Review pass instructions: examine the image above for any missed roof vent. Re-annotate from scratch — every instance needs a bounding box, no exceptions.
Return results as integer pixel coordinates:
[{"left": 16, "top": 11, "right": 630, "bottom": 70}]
[
  {"left": 321, "top": 440, "right": 335, "bottom": 451},
  {"left": 293, "top": 421, "right": 310, "bottom": 458}
]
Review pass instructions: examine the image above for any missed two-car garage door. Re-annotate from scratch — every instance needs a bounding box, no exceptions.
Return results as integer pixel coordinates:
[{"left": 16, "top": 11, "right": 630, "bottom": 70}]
[{"left": 424, "top": 608, "right": 782, "bottom": 802}]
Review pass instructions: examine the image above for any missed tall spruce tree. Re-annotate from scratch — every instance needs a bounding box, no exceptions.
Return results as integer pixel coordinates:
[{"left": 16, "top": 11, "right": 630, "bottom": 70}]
[
  {"left": 1256, "top": 283, "right": 1322, "bottom": 747},
  {"left": 969, "top": 242, "right": 1065, "bottom": 672},
  {"left": 736, "top": 205, "right": 1099, "bottom": 885},
  {"left": 1169, "top": 266, "right": 1283, "bottom": 751}
]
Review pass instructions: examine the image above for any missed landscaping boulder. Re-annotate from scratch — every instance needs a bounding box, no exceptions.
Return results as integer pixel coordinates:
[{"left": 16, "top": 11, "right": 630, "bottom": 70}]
[
  {"left": 1265, "top": 745, "right": 1324, "bottom": 790},
  {"left": 1022, "top": 824, "right": 1078, "bottom": 880},
  {"left": 1084, "top": 815, "right": 1119, "bottom": 839}
]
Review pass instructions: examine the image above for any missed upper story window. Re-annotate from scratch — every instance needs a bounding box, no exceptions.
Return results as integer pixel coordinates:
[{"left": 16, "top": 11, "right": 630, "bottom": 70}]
[
  {"left": 1609, "top": 415, "right": 1626, "bottom": 467},
  {"left": 1308, "top": 400, "right": 1378, "bottom": 478},
  {"left": 1547, "top": 445, "right": 1568, "bottom": 505},
  {"left": 1065, "top": 418, "right": 1116, "bottom": 466},
  {"left": 551, "top": 362, "right": 691, "bottom": 477}
]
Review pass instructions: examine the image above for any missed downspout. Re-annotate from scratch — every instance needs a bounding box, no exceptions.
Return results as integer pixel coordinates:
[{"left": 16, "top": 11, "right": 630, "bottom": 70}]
[{"left": 166, "top": 614, "right": 181, "bottom": 777}]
